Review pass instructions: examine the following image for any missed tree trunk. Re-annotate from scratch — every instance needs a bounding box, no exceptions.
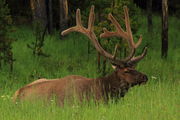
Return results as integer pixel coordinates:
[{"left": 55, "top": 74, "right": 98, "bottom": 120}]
[
  {"left": 162, "top": 0, "right": 168, "bottom": 58},
  {"left": 97, "top": 52, "right": 101, "bottom": 72},
  {"left": 147, "top": 0, "right": 153, "bottom": 33},
  {"left": 47, "top": 0, "right": 53, "bottom": 34},
  {"left": 30, "top": 0, "right": 47, "bottom": 27},
  {"left": 59, "top": 0, "right": 68, "bottom": 34},
  {"left": 102, "top": 57, "right": 107, "bottom": 76},
  {"left": 29, "top": 0, "right": 48, "bottom": 57},
  {"left": 87, "top": 41, "right": 90, "bottom": 60}
]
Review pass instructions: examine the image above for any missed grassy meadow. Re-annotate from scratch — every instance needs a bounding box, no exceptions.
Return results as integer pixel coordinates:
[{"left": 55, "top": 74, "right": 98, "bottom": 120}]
[{"left": 0, "top": 15, "right": 179, "bottom": 120}]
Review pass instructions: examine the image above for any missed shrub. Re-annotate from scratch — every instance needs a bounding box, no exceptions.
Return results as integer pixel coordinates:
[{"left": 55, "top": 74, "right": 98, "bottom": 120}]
[
  {"left": 0, "top": 0, "right": 14, "bottom": 71},
  {"left": 27, "top": 20, "right": 49, "bottom": 57}
]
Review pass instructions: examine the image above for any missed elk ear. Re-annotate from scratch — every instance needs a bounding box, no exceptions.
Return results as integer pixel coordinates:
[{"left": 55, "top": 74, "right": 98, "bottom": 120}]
[
  {"left": 131, "top": 64, "right": 136, "bottom": 69},
  {"left": 111, "top": 65, "right": 116, "bottom": 69},
  {"left": 126, "top": 62, "right": 136, "bottom": 69},
  {"left": 132, "top": 65, "right": 137, "bottom": 69},
  {"left": 111, "top": 63, "right": 124, "bottom": 70}
]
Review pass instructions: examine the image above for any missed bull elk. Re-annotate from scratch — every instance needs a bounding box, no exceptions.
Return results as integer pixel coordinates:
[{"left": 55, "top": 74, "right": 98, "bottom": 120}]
[{"left": 13, "top": 6, "right": 148, "bottom": 105}]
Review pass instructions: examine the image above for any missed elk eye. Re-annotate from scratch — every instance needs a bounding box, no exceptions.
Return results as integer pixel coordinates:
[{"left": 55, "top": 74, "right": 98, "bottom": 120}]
[{"left": 124, "top": 70, "right": 130, "bottom": 73}]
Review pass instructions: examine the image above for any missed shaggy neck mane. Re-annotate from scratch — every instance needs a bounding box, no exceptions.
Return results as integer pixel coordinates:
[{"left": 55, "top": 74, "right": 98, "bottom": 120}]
[{"left": 96, "top": 70, "right": 130, "bottom": 99}]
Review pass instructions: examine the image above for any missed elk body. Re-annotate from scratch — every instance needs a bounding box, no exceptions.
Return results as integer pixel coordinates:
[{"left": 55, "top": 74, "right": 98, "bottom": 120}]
[{"left": 13, "top": 6, "right": 148, "bottom": 105}]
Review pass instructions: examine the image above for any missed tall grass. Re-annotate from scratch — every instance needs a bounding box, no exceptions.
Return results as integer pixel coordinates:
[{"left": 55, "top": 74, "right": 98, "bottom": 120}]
[{"left": 0, "top": 15, "right": 179, "bottom": 120}]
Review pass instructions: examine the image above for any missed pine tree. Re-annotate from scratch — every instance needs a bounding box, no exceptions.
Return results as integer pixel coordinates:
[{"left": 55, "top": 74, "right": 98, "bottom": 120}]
[{"left": 0, "top": 0, "right": 15, "bottom": 71}]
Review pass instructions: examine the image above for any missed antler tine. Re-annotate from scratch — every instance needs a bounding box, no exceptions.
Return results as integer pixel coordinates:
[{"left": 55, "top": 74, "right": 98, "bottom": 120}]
[
  {"left": 61, "top": 26, "right": 76, "bottom": 36},
  {"left": 88, "top": 5, "right": 95, "bottom": 32},
  {"left": 100, "top": 13, "right": 128, "bottom": 40},
  {"left": 124, "top": 6, "right": 143, "bottom": 49},
  {"left": 113, "top": 44, "right": 119, "bottom": 59},
  {"left": 76, "top": 9, "right": 83, "bottom": 27},
  {"left": 135, "top": 35, "right": 142, "bottom": 48},
  {"left": 124, "top": 6, "right": 134, "bottom": 48},
  {"left": 100, "top": 28, "right": 117, "bottom": 38},
  {"left": 61, "top": 8, "right": 85, "bottom": 36},
  {"left": 128, "top": 47, "right": 147, "bottom": 64}
]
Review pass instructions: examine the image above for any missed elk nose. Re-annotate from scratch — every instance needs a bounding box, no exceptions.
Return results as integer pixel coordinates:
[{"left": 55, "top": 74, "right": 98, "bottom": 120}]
[{"left": 142, "top": 75, "right": 148, "bottom": 82}]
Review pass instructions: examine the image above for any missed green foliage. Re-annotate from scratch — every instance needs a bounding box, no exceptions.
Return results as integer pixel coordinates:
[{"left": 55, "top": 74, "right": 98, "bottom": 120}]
[
  {"left": 0, "top": 0, "right": 14, "bottom": 71},
  {"left": 175, "top": 4, "right": 180, "bottom": 18},
  {"left": 27, "top": 20, "right": 49, "bottom": 57}
]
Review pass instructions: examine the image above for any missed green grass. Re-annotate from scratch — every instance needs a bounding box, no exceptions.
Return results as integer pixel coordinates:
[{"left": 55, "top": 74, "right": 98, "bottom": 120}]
[
  {"left": 0, "top": 15, "right": 179, "bottom": 120},
  {"left": 0, "top": 83, "right": 179, "bottom": 120}
]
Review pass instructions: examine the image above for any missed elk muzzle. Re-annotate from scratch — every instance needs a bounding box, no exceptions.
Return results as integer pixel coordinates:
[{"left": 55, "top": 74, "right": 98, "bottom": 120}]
[{"left": 138, "top": 74, "right": 148, "bottom": 85}]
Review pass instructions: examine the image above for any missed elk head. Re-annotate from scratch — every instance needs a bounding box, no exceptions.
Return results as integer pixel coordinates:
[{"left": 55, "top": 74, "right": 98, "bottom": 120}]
[
  {"left": 61, "top": 6, "right": 148, "bottom": 88},
  {"left": 113, "top": 67, "right": 148, "bottom": 88}
]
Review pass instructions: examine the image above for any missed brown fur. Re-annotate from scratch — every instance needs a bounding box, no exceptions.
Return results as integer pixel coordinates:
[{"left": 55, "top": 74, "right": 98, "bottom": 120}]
[{"left": 13, "top": 67, "right": 148, "bottom": 105}]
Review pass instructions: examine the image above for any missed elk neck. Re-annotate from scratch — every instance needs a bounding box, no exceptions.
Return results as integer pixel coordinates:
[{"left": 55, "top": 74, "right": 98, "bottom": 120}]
[{"left": 95, "top": 70, "right": 130, "bottom": 99}]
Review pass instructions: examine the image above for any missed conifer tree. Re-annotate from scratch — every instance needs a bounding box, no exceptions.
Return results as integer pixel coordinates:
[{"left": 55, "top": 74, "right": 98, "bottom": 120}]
[{"left": 0, "top": 0, "right": 14, "bottom": 71}]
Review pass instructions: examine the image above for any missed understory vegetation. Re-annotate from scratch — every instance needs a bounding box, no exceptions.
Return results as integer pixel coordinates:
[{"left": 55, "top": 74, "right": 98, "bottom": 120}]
[{"left": 0, "top": 15, "right": 179, "bottom": 120}]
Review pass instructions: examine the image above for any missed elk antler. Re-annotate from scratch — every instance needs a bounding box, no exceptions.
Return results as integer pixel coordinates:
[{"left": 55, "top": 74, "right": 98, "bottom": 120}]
[
  {"left": 127, "top": 47, "right": 147, "bottom": 65},
  {"left": 61, "top": 6, "right": 116, "bottom": 61},
  {"left": 100, "top": 6, "right": 147, "bottom": 65},
  {"left": 61, "top": 6, "right": 147, "bottom": 66}
]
